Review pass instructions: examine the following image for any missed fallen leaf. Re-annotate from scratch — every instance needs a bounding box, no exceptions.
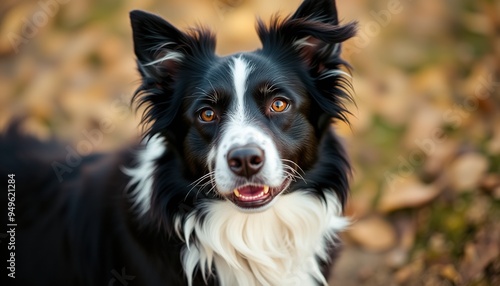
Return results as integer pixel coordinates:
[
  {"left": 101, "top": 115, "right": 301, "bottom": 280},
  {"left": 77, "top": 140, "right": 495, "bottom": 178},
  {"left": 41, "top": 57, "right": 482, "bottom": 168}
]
[
  {"left": 348, "top": 216, "right": 397, "bottom": 252},
  {"left": 439, "top": 264, "right": 461, "bottom": 284},
  {"left": 378, "top": 177, "right": 441, "bottom": 212},
  {"left": 480, "top": 173, "right": 500, "bottom": 192},
  {"left": 449, "top": 153, "right": 489, "bottom": 192},
  {"left": 385, "top": 214, "right": 416, "bottom": 268},
  {"left": 393, "top": 257, "right": 424, "bottom": 285},
  {"left": 422, "top": 141, "right": 458, "bottom": 179},
  {"left": 403, "top": 105, "right": 444, "bottom": 149},
  {"left": 394, "top": 265, "right": 415, "bottom": 285}
]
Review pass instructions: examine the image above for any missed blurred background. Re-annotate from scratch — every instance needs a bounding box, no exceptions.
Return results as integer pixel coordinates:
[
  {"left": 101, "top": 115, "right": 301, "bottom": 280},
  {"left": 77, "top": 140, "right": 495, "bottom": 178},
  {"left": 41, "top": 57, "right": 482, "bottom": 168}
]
[{"left": 1, "top": 0, "right": 499, "bottom": 285}]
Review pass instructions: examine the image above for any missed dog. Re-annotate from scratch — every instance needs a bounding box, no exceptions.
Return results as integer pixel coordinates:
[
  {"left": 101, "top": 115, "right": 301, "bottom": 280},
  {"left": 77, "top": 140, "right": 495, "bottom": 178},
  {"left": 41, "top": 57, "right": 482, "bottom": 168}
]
[{"left": 0, "top": 0, "right": 356, "bottom": 285}]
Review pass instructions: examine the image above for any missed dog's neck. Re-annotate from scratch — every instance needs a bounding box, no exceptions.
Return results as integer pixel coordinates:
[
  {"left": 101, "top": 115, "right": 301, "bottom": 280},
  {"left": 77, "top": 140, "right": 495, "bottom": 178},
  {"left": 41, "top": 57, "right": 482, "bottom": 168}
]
[{"left": 176, "top": 192, "right": 348, "bottom": 286}]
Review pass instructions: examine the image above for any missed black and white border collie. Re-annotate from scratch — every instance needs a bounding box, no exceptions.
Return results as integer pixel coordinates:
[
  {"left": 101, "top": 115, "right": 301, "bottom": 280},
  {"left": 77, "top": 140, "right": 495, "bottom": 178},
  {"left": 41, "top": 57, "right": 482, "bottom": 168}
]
[{"left": 0, "top": 0, "right": 356, "bottom": 285}]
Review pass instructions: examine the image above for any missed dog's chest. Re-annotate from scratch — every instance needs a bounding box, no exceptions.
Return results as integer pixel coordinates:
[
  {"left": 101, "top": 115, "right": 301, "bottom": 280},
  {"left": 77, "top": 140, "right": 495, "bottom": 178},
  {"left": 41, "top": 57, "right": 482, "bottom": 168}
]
[{"left": 177, "top": 192, "right": 348, "bottom": 286}]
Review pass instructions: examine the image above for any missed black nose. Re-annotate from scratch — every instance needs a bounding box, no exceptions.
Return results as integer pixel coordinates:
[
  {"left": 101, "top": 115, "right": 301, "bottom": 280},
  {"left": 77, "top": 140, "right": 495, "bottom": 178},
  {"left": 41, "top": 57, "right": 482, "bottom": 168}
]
[{"left": 227, "top": 145, "right": 265, "bottom": 178}]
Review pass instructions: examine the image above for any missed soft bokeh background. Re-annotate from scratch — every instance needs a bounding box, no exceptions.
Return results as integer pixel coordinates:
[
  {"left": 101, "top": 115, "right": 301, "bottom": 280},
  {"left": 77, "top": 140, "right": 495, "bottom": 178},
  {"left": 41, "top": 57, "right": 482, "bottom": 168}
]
[{"left": 1, "top": 0, "right": 499, "bottom": 285}]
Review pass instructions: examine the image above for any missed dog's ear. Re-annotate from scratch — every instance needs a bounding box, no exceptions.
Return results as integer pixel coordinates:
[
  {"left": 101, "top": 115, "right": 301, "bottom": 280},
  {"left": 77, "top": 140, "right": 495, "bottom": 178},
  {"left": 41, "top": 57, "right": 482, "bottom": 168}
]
[
  {"left": 291, "top": 0, "right": 340, "bottom": 25},
  {"left": 130, "top": 10, "right": 216, "bottom": 137},
  {"left": 130, "top": 10, "right": 215, "bottom": 81},
  {"left": 290, "top": 0, "right": 343, "bottom": 67},
  {"left": 258, "top": 0, "right": 357, "bottom": 128}
]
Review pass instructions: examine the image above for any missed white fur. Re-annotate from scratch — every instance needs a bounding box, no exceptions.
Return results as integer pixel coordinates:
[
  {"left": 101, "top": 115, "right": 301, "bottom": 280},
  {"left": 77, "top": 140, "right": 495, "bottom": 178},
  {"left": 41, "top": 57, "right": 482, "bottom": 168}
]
[
  {"left": 318, "top": 69, "right": 351, "bottom": 80},
  {"left": 177, "top": 191, "right": 348, "bottom": 286},
  {"left": 330, "top": 43, "right": 340, "bottom": 56},
  {"left": 144, "top": 51, "right": 184, "bottom": 66},
  {"left": 291, "top": 40, "right": 346, "bottom": 82},
  {"left": 232, "top": 56, "right": 250, "bottom": 117},
  {"left": 138, "top": 42, "right": 183, "bottom": 78},
  {"left": 122, "top": 134, "right": 166, "bottom": 215},
  {"left": 211, "top": 57, "right": 284, "bottom": 199},
  {"left": 143, "top": 39, "right": 184, "bottom": 67},
  {"left": 293, "top": 36, "right": 316, "bottom": 49}
]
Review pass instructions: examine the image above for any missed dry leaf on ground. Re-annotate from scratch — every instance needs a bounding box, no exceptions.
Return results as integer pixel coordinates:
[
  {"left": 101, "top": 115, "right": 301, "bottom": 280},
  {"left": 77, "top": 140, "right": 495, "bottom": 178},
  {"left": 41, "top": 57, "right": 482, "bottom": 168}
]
[{"left": 348, "top": 216, "right": 397, "bottom": 252}]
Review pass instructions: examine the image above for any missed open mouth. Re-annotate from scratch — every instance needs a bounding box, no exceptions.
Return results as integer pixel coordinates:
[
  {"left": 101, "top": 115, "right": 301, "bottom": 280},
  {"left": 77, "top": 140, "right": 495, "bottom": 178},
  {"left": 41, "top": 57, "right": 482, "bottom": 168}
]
[{"left": 227, "top": 180, "right": 290, "bottom": 209}]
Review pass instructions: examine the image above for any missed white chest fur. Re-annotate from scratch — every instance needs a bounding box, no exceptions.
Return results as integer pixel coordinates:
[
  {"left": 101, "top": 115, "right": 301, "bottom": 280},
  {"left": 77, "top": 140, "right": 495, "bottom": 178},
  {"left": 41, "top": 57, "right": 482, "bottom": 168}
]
[{"left": 176, "top": 192, "right": 348, "bottom": 286}]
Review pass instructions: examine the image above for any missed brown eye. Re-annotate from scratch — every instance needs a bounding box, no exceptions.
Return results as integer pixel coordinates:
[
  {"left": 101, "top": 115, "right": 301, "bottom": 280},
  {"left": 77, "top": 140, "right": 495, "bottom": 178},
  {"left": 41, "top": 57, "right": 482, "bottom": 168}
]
[
  {"left": 270, "top": 98, "right": 289, "bottom": 112},
  {"left": 199, "top": 108, "right": 216, "bottom": 122}
]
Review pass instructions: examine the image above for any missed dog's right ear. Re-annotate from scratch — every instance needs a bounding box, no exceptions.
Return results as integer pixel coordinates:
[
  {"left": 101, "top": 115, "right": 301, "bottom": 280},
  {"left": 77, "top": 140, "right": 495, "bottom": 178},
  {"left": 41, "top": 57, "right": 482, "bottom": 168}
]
[
  {"left": 130, "top": 10, "right": 184, "bottom": 80},
  {"left": 130, "top": 11, "right": 216, "bottom": 137},
  {"left": 130, "top": 10, "right": 215, "bottom": 81}
]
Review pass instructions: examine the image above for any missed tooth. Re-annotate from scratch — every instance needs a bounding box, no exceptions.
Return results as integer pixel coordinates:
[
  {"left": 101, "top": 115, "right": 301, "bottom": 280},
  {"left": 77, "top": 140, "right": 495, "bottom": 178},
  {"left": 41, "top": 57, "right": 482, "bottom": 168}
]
[
  {"left": 263, "top": 186, "right": 269, "bottom": 194},
  {"left": 234, "top": 189, "right": 240, "bottom": 197}
]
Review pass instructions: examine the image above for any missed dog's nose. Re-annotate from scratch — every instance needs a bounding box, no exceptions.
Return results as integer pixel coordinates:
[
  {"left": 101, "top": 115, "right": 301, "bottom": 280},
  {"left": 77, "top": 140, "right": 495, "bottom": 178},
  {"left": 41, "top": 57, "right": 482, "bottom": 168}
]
[{"left": 227, "top": 145, "right": 265, "bottom": 178}]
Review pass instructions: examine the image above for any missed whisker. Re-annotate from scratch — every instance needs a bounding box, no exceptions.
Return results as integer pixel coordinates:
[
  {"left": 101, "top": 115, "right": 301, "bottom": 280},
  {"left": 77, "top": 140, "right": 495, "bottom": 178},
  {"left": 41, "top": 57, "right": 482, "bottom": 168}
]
[
  {"left": 281, "top": 159, "right": 306, "bottom": 176},
  {"left": 188, "top": 172, "right": 213, "bottom": 187},
  {"left": 281, "top": 159, "right": 307, "bottom": 184},
  {"left": 283, "top": 170, "right": 298, "bottom": 182},
  {"left": 185, "top": 171, "right": 215, "bottom": 201}
]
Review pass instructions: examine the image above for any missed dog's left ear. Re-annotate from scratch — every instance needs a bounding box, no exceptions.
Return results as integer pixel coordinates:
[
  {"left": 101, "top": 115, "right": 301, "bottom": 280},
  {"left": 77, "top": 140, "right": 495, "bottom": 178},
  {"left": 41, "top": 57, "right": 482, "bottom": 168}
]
[
  {"left": 291, "top": 0, "right": 340, "bottom": 25},
  {"left": 258, "top": 0, "right": 357, "bottom": 127},
  {"left": 290, "top": 0, "right": 343, "bottom": 67}
]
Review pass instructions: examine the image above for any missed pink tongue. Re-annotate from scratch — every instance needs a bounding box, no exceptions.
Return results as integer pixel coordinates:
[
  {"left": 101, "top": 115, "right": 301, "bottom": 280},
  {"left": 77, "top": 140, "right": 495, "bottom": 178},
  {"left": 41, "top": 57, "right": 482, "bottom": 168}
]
[{"left": 238, "top": 186, "right": 264, "bottom": 196}]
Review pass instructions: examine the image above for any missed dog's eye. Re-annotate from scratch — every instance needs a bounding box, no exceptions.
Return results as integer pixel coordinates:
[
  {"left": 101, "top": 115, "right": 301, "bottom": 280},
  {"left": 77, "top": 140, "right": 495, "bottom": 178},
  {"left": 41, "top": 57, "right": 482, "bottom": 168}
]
[
  {"left": 270, "top": 98, "right": 289, "bottom": 113},
  {"left": 199, "top": 108, "right": 217, "bottom": 122}
]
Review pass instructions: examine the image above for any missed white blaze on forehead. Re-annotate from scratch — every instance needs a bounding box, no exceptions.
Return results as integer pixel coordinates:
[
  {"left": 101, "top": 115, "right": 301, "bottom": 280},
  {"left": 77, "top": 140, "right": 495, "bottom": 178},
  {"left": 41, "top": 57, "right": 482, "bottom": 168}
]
[
  {"left": 207, "top": 56, "right": 284, "bottom": 196},
  {"left": 230, "top": 56, "right": 251, "bottom": 122}
]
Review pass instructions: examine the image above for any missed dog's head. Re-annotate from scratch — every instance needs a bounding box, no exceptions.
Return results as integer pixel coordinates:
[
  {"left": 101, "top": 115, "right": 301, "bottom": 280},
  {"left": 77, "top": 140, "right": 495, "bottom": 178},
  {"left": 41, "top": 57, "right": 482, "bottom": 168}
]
[{"left": 129, "top": 0, "right": 356, "bottom": 217}]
